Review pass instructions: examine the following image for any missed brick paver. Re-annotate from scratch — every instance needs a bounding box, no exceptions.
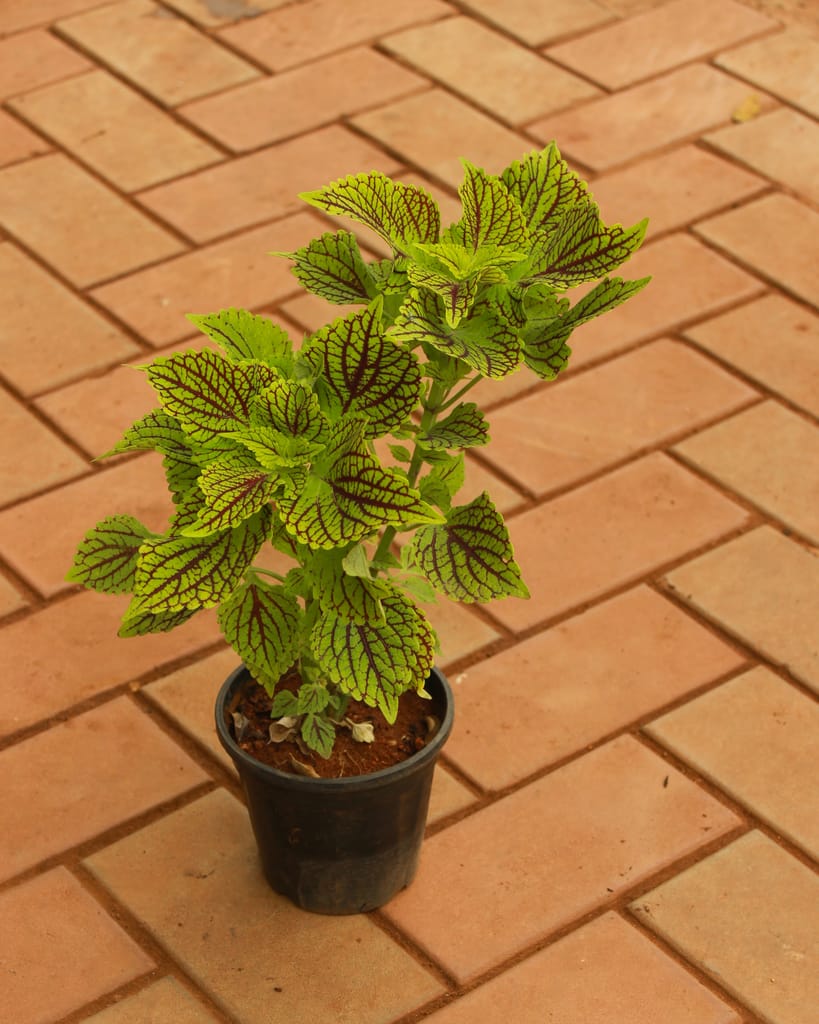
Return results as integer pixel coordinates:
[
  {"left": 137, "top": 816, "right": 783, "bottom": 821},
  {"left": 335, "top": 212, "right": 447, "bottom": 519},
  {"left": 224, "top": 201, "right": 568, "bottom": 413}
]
[
  {"left": 632, "top": 832, "right": 819, "bottom": 1024},
  {"left": 0, "top": 868, "right": 154, "bottom": 1024},
  {"left": 647, "top": 666, "right": 819, "bottom": 857},
  {"left": 1, "top": 1, "right": 816, "bottom": 1021},
  {"left": 10, "top": 69, "right": 222, "bottom": 191}
]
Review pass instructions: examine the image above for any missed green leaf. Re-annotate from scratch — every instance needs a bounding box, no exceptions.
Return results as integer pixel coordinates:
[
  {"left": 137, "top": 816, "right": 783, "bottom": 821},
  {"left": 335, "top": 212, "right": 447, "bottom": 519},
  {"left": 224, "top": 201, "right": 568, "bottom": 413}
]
[
  {"left": 501, "top": 142, "right": 591, "bottom": 235},
  {"left": 132, "top": 510, "right": 268, "bottom": 612},
  {"left": 300, "top": 713, "right": 336, "bottom": 758},
  {"left": 169, "top": 487, "right": 207, "bottom": 533},
  {"left": 187, "top": 308, "right": 293, "bottom": 369},
  {"left": 529, "top": 201, "right": 648, "bottom": 288},
  {"left": 408, "top": 492, "right": 529, "bottom": 603},
  {"left": 310, "top": 593, "right": 434, "bottom": 722},
  {"left": 118, "top": 604, "right": 196, "bottom": 637},
  {"left": 277, "top": 447, "right": 442, "bottom": 549},
  {"left": 341, "top": 543, "right": 371, "bottom": 578},
  {"left": 228, "top": 427, "right": 321, "bottom": 470},
  {"left": 407, "top": 263, "right": 480, "bottom": 327},
  {"left": 218, "top": 577, "right": 300, "bottom": 690},
  {"left": 301, "top": 303, "right": 422, "bottom": 436},
  {"left": 102, "top": 410, "right": 190, "bottom": 459},
  {"left": 144, "top": 349, "right": 263, "bottom": 443},
  {"left": 300, "top": 172, "right": 440, "bottom": 252},
  {"left": 420, "top": 403, "right": 488, "bottom": 450},
  {"left": 251, "top": 378, "right": 328, "bottom": 442},
  {"left": 523, "top": 275, "right": 650, "bottom": 380},
  {"left": 280, "top": 230, "right": 374, "bottom": 304},
  {"left": 388, "top": 444, "right": 412, "bottom": 463},
  {"left": 163, "top": 453, "right": 201, "bottom": 504},
  {"left": 184, "top": 456, "right": 275, "bottom": 535},
  {"left": 419, "top": 452, "right": 465, "bottom": 511},
  {"left": 270, "top": 689, "right": 299, "bottom": 717},
  {"left": 391, "top": 289, "right": 522, "bottom": 379},
  {"left": 447, "top": 160, "right": 528, "bottom": 251},
  {"left": 296, "top": 682, "right": 331, "bottom": 715},
  {"left": 67, "top": 515, "right": 154, "bottom": 594},
  {"left": 313, "top": 555, "right": 388, "bottom": 624}
]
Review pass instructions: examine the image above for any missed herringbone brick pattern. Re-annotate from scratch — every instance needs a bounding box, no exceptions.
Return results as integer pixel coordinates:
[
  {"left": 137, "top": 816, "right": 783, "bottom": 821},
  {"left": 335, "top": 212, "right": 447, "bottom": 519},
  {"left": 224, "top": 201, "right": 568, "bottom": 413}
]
[{"left": 0, "top": 1, "right": 817, "bottom": 1022}]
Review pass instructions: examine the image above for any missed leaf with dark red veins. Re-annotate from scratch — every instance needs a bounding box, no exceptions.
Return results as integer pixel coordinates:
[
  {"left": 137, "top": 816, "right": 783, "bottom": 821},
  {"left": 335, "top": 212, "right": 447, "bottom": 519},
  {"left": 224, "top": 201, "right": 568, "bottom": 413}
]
[
  {"left": 301, "top": 303, "right": 421, "bottom": 436},
  {"left": 187, "top": 308, "right": 293, "bottom": 369},
  {"left": 501, "top": 142, "right": 591, "bottom": 235},
  {"left": 184, "top": 456, "right": 275, "bottom": 535},
  {"left": 277, "top": 449, "right": 442, "bottom": 549},
  {"left": 391, "top": 289, "right": 521, "bottom": 379},
  {"left": 67, "top": 515, "right": 154, "bottom": 594},
  {"left": 279, "top": 230, "right": 375, "bottom": 305},
  {"left": 299, "top": 172, "right": 440, "bottom": 252},
  {"left": 310, "top": 592, "right": 435, "bottom": 722},
  {"left": 118, "top": 605, "right": 195, "bottom": 638},
  {"left": 408, "top": 492, "right": 529, "bottom": 603},
  {"left": 218, "top": 578, "right": 301, "bottom": 690},
  {"left": 406, "top": 264, "right": 479, "bottom": 326},
  {"left": 131, "top": 509, "right": 268, "bottom": 612},
  {"left": 420, "top": 403, "right": 489, "bottom": 450},
  {"left": 446, "top": 160, "right": 528, "bottom": 251},
  {"left": 529, "top": 201, "right": 648, "bottom": 287},
  {"left": 251, "top": 378, "right": 328, "bottom": 442},
  {"left": 523, "top": 275, "right": 650, "bottom": 379},
  {"left": 102, "top": 410, "right": 190, "bottom": 459},
  {"left": 144, "top": 349, "right": 264, "bottom": 443}
]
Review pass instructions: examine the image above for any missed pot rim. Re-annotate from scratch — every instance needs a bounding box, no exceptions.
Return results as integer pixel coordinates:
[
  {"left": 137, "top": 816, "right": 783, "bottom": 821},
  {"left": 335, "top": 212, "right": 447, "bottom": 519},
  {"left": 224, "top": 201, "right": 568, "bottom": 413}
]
[{"left": 215, "top": 664, "right": 454, "bottom": 793}]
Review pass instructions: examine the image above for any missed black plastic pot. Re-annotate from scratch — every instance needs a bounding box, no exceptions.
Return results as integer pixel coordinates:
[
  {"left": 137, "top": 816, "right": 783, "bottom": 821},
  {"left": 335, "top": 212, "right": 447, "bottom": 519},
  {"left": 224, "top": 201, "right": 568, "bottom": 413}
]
[{"left": 215, "top": 665, "right": 454, "bottom": 915}]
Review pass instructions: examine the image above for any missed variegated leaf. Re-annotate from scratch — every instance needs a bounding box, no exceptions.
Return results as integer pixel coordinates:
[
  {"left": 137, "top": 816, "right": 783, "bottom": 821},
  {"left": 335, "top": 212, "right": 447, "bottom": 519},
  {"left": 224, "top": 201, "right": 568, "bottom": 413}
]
[
  {"left": 118, "top": 604, "right": 195, "bottom": 638},
  {"left": 103, "top": 410, "right": 190, "bottom": 459},
  {"left": 162, "top": 453, "right": 201, "bottom": 504},
  {"left": 310, "top": 593, "right": 434, "bottom": 722},
  {"left": 184, "top": 456, "right": 275, "bottom": 535},
  {"left": 312, "top": 554, "right": 389, "bottom": 624},
  {"left": 277, "top": 451, "right": 441, "bottom": 549},
  {"left": 391, "top": 289, "right": 521, "bottom": 379},
  {"left": 523, "top": 276, "right": 649, "bottom": 380},
  {"left": 229, "top": 427, "right": 321, "bottom": 470},
  {"left": 301, "top": 304, "right": 421, "bottom": 436},
  {"left": 67, "top": 515, "right": 154, "bottom": 594},
  {"left": 501, "top": 142, "right": 591, "bottom": 235},
  {"left": 280, "top": 230, "right": 374, "bottom": 304},
  {"left": 252, "top": 378, "right": 328, "bottom": 442},
  {"left": 408, "top": 492, "right": 529, "bottom": 603},
  {"left": 406, "top": 263, "right": 479, "bottom": 326},
  {"left": 187, "top": 308, "right": 293, "bottom": 369},
  {"left": 300, "top": 171, "right": 440, "bottom": 252},
  {"left": 447, "top": 160, "right": 528, "bottom": 251},
  {"left": 530, "top": 201, "right": 648, "bottom": 287},
  {"left": 145, "top": 349, "right": 263, "bottom": 443},
  {"left": 132, "top": 509, "right": 268, "bottom": 612},
  {"left": 217, "top": 578, "right": 301, "bottom": 690},
  {"left": 420, "top": 403, "right": 488, "bottom": 450}
]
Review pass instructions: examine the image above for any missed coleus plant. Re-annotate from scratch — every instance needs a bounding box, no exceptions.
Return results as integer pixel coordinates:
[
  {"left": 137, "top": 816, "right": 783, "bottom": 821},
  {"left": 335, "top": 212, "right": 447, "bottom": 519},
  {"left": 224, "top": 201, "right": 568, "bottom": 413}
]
[{"left": 68, "top": 143, "right": 649, "bottom": 759}]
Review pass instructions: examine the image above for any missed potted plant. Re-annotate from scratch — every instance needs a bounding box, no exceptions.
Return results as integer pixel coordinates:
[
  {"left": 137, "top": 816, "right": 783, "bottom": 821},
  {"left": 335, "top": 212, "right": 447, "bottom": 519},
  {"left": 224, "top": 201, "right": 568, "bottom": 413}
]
[{"left": 68, "top": 142, "right": 648, "bottom": 914}]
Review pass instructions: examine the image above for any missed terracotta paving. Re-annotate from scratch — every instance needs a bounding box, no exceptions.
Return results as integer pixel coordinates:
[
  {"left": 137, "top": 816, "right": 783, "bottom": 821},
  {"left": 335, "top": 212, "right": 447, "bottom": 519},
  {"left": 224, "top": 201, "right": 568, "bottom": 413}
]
[{"left": 0, "top": 1, "right": 816, "bottom": 1022}]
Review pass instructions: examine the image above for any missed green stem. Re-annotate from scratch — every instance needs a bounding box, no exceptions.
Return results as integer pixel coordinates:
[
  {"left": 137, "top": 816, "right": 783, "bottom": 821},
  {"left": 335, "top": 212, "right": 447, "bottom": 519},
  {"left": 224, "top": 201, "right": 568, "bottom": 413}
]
[
  {"left": 437, "top": 374, "right": 480, "bottom": 413},
  {"left": 371, "top": 376, "right": 449, "bottom": 571},
  {"left": 249, "top": 567, "right": 287, "bottom": 583}
]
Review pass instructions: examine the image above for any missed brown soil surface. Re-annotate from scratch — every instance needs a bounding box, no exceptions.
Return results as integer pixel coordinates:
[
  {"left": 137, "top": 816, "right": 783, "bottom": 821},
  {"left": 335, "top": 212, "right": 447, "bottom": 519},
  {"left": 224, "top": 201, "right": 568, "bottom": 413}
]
[{"left": 228, "top": 669, "right": 444, "bottom": 778}]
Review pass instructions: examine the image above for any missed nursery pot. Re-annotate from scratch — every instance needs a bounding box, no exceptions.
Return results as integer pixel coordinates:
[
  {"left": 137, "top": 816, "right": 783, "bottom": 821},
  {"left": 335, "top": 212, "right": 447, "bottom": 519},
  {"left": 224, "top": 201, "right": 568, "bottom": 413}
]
[{"left": 215, "top": 664, "right": 454, "bottom": 915}]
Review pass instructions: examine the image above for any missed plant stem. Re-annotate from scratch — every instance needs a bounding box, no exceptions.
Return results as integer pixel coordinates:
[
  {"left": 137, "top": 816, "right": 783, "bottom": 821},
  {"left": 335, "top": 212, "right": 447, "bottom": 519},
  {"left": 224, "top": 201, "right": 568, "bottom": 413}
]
[
  {"left": 438, "top": 374, "right": 480, "bottom": 413},
  {"left": 249, "top": 567, "right": 287, "bottom": 583},
  {"left": 371, "top": 376, "right": 449, "bottom": 571}
]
